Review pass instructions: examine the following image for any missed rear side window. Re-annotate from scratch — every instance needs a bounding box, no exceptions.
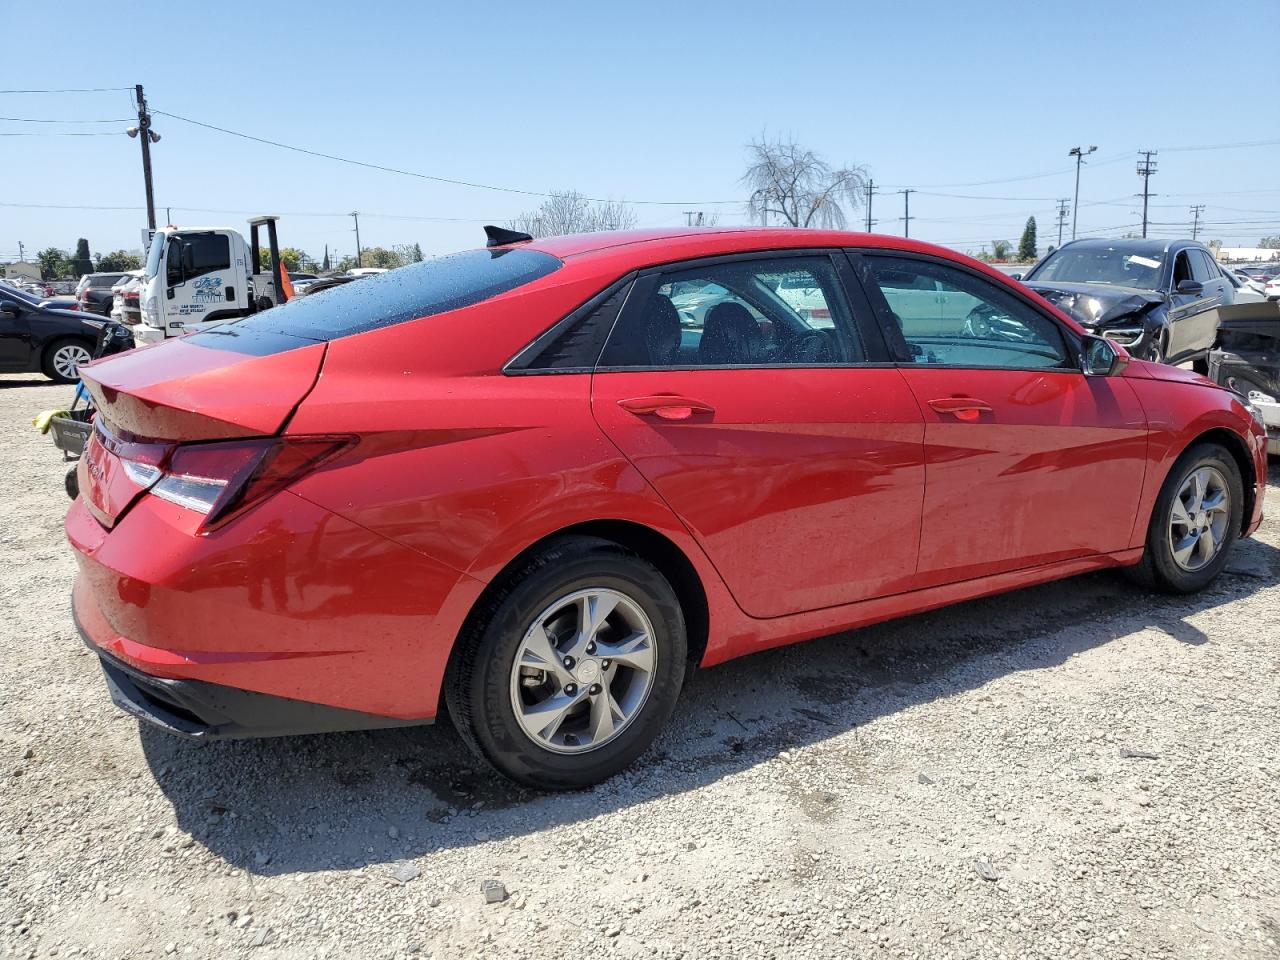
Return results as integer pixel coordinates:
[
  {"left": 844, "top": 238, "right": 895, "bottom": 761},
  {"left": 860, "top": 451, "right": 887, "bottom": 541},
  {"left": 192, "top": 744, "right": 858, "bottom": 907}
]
[
  {"left": 600, "top": 255, "right": 863, "bottom": 368},
  {"left": 222, "top": 248, "right": 561, "bottom": 341},
  {"left": 1190, "top": 250, "right": 1217, "bottom": 283}
]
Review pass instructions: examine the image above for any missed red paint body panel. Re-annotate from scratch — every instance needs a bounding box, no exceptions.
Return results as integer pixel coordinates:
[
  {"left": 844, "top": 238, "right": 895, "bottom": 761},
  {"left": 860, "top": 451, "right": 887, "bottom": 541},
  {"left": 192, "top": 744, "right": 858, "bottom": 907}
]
[
  {"left": 590, "top": 367, "right": 926, "bottom": 616},
  {"left": 64, "top": 228, "right": 1266, "bottom": 726},
  {"left": 898, "top": 367, "right": 1149, "bottom": 586},
  {"left": 68, "top": 489, "right": 475, "bottom": 718},
  {"left": 80, "top": 337, "right": 325, "bottom": 439}
]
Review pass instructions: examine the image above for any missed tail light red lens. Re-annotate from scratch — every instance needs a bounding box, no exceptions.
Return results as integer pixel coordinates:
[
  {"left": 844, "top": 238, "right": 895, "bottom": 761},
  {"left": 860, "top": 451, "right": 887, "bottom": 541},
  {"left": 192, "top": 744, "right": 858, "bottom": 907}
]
[{"left": 150, "top": 436, "right": 352, "bottom": 528}]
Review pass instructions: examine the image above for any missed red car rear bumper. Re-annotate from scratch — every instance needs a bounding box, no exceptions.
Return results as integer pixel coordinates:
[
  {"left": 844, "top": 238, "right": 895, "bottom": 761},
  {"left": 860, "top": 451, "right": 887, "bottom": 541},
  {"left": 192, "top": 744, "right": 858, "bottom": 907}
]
[{"left": 67, "top": 488, "right": 483, "bottom": 732}]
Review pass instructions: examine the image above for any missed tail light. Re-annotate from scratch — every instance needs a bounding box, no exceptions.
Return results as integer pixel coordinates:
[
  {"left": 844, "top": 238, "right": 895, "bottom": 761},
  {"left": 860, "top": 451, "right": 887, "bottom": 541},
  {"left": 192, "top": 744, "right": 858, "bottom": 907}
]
[{"left": 149, "top": 436, "right": 352, "bottom": 528}]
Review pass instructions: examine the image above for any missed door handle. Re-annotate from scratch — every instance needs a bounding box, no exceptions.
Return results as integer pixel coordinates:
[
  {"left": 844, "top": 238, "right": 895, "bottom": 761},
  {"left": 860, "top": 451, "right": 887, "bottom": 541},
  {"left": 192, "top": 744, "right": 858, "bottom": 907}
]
[
  {"left": 927, "top": 397, "right": 992, "bottom": 421},
  {"left": 618, "top": 395, "right": 715, "bottom": 421}
]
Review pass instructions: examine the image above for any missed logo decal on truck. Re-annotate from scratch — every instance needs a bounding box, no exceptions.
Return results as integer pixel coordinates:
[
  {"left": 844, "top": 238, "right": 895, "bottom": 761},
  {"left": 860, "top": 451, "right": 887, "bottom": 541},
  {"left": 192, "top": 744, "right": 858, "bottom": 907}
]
[{"left": 192, "top": 276, "right": 223, "bottom": 304}]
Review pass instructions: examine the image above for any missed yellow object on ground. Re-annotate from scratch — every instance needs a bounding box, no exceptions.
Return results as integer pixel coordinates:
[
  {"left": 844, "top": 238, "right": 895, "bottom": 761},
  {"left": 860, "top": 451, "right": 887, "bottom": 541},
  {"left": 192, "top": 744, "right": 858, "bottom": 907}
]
[{"left": 32, "top": 409, "right": 69, "bottom": 434}]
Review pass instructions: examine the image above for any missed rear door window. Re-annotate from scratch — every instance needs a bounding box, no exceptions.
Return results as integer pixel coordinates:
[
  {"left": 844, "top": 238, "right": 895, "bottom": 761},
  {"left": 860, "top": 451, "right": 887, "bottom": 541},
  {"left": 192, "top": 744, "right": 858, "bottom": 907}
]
[{"left": 599, "top": 255, "right": 864, "bottom": 367}]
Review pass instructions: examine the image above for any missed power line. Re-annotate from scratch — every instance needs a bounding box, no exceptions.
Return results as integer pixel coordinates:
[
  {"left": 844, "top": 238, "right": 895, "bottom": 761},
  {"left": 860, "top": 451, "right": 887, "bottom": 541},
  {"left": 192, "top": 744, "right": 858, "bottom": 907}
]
[
  {"left": 0, "top": 131, "right": 122, "bottom": 137},
  {"left": 0, "top": 116, "right": 133, "bottom": 123},
  {"left": 898, "top": 189, "right": 915, "bottom": 237},
  {"left": 1136, "top": 150, "right": 1158, "bottom": 238},
  {"left": 153, "top": 108, "right": 741, "bottom": 207},
  {"left": 0, "top": 87, "right": 134, "bottom": 94}
]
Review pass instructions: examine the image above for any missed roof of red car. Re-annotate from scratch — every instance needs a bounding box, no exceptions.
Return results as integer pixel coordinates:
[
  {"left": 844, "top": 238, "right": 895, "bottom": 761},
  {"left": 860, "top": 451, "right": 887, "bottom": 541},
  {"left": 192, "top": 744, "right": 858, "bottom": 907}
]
[{"left": 522, "top": 227, "right": 974, "bottom": 272}]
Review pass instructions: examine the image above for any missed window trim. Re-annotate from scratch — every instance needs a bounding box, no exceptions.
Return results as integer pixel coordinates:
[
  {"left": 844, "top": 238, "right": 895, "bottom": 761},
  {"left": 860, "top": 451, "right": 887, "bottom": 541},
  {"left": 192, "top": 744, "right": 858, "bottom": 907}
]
[
  {"left": 503, "top": 271, "right": 638, "bottom": 375},
  {"left": 593, "top": 248, "right": 895, "bottom": 374},
  {"left": 849, "top": 248, "right": 1085, "bottom": 373}
]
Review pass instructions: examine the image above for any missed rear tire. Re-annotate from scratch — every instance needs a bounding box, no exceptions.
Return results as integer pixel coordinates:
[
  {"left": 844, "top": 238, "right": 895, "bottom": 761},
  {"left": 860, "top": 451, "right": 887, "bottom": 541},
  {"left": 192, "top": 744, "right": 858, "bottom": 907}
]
[
  {"left": 42, "top": 339, "right": 93, "bottom": 384},
  {"left": 445, "top": 536, "right": 687, "bottom": 790},
  {"left": 1126, "top": 442, "right": 1243, "bottom": 593}
]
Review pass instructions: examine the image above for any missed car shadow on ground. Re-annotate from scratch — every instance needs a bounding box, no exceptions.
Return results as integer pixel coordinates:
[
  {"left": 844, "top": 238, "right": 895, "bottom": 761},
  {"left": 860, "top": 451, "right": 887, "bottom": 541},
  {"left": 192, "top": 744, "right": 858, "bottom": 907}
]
[{"left": 140, "top": 534, "right": 1280, "bottom": 877}]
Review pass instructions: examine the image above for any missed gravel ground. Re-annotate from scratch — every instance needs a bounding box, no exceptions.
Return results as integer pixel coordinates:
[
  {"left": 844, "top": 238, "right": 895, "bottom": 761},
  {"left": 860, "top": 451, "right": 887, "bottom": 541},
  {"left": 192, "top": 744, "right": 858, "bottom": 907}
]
[{"left": 2, "top": 371, "right": 1278, "bottom": 960}]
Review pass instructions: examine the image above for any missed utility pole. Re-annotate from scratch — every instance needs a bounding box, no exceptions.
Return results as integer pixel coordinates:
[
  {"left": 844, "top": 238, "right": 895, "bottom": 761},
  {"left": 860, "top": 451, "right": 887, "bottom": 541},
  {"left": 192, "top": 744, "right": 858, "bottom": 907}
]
[
  {"left": 683, "top": 211, "right": 705, "bottom": 226},
  {"left": 1055, "top": 199, "right": 1070, "bottom": 248},
  {"left": 1190, "top": 203, "right": 1205, "bottom": 241},
  {"left": 131, "top": 84, "right": 157, "bottom": 230},
  {"left": 165, "top": 206, "right": 171, "bottom": 224},
  {"left": 1068, "top": 145, "right": 1097, "bottom": 241},
  {"left": 864, "top": 179, "right": 877, "bottom": 232},
  {"left": 350, "top": 211, "right": 362, "bottom": 268},
  {"left": 17, "top": 241, "right": 25, "bottom": 263},
  {"left": 898, "top": 188, "right": 915, "bottom": 238},
  {"left": 1136, "top": 151, "right": 1158, "bottom": 239}
]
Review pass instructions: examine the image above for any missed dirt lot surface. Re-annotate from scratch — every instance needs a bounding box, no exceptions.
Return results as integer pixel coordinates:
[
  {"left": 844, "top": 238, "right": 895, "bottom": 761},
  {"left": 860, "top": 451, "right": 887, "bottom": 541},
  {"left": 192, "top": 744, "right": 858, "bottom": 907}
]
[{"left": 2, "top": 371, "right": 1278, "bottom": 960}]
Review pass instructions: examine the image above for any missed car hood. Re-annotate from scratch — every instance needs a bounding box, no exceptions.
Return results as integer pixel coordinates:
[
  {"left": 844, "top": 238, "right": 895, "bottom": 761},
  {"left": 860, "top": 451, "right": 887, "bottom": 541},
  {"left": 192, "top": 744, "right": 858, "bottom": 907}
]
[{"left": 1025, "top": 281, "right": 1164, "bottom": 327}]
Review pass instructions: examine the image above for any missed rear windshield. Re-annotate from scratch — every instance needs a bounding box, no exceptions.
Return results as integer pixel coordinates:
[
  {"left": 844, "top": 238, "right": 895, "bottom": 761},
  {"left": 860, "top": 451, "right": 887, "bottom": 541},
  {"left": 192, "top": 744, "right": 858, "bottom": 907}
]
[{"left": 222, "top": 248, "right": 561, "bottom": 341}]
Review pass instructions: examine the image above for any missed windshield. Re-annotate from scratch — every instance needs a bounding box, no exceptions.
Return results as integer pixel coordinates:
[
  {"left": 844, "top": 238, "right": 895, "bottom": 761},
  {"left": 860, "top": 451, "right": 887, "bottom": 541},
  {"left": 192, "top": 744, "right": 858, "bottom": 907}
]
[
  {"left": 196, "top": 247, "right": 562, "bottom": 342},
  {"left": 145, "top": 232, "right": 166, "bottom": 279},
  {"left": 1029, "top": 247, "right": 1164, "bottom": 290}
]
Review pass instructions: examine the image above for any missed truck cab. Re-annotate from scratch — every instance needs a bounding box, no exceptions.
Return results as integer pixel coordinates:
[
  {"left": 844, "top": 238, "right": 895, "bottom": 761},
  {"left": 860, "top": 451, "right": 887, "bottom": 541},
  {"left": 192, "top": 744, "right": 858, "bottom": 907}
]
[{"left": 134, "top": 217, "right": 287, "bottom": 345}]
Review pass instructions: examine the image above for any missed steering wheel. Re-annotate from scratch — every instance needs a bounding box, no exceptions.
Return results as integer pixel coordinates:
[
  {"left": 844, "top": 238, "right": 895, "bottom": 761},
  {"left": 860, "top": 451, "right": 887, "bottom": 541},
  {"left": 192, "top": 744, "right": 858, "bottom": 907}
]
[{"left": 785, "top": 331, "right": 833, "bottom": 363}]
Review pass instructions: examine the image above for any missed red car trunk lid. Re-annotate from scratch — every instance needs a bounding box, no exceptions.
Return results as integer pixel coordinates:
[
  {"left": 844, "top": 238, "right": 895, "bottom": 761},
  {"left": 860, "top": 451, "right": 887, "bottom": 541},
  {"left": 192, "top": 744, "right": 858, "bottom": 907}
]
[
  {"left": 79, "top": 336, "right": 326, "bottom": 441},
  {"left": 76, "top": 334, "right": 326, "bottom": 527}
]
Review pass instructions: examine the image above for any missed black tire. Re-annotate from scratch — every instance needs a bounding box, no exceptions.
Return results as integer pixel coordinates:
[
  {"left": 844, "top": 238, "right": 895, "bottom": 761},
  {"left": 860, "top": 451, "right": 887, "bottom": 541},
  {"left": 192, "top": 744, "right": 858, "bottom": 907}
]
[
  {"left": 1147, "top": 330, "right": 1167, "bottom": 365},
  {"left": 1126, "top": 442, "right": 1244, "bottom": 593},
  {"left": 1191, "top": 356, "right": 1209, "bottom": 376},
  {"left": 64, "top": 465, "right": 79, "bottom": 500},
  {"left": 445, "top": 536, "right": 687, "bottom": 790},
  {"left": 41, "top": 338, "right": 94, "bottom": 384},
  {"left": 1223, "top": 371, "right": 1274, "bottom": 403}
]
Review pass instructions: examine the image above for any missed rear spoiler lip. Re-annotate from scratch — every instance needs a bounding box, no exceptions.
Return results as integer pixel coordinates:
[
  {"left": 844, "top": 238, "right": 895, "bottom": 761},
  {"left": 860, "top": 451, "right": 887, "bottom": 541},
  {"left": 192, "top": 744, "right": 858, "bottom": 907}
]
[{"left": 78, "top": 337, "right": 328, "bottom": 443}]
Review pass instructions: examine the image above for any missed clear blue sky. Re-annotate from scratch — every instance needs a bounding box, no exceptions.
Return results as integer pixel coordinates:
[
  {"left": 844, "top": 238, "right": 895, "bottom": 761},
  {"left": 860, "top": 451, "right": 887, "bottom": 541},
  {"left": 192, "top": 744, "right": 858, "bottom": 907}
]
[{"left": 3, "top": 0, "right": 1278, "bottom": 264}]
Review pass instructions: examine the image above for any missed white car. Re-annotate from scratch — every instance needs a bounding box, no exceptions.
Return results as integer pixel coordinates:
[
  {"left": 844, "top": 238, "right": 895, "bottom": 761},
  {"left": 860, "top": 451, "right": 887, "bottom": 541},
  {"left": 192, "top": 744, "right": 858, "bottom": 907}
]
[
  {"left": 1266, "top": 276, "right": 1280, "bottom": 301},
  {"left": 109, "top": 270, "right": 145, "bottom": 321}
]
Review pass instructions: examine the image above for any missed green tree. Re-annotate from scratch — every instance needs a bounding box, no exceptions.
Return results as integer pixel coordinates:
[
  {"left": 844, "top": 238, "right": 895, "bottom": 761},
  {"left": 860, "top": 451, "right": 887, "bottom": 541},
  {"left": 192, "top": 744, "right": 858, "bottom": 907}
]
[
  {"left": 1260, "top": 236, "right": 1280, "bottom": 249},
  {"left": 360, "top": 247, "right": 403, "bottom": 269},
  {"left": 37, "top": 247, "right": 70, "bottom": 280},
  {"left": 72, "top": 238, "right": 92, "bottom": 277},
  {"left": 393, "top": 243, "right": 424, "bottom": 265},
  {"left": 335, "top": 255, "right": 359, "bottom": 273},
  {"left": 254, "top": 247, "right": 310, "bottom": 272},
  {"left": 95, "top": 250, "right": 142, "bottom": 272},
  {"left": 990, "top": 239, "right": 1013, "bottom": 261},
  {"left": 1017, "top": 216, "right": 1037, "bottom": 262}
]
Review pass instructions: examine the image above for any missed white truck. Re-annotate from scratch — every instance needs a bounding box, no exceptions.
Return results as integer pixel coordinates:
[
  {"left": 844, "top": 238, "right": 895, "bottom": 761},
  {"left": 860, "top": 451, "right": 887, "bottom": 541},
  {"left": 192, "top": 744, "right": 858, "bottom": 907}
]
[{"left": 134, "top": 216, "right": 289, "bottom": 344}]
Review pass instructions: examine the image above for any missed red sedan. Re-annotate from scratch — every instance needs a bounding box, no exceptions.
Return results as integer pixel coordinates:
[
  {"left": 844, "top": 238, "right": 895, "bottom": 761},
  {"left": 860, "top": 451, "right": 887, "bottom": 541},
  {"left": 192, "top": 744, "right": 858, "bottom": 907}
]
[{"left": 67, "top": 227, "right": 1267, "bottom": 789}]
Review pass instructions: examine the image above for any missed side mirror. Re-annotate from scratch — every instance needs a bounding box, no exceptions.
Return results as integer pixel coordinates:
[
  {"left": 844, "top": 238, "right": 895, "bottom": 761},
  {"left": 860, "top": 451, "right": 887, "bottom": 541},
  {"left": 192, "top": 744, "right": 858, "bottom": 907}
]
[
  {"left": 1010, "top": 273, "right": 1023, "bottom": 281},
  {"left": 1081, "top": 335, "right": 1129, "bottom": 377},
  {"left": 1176, "top": 279, "right": 1204, "bottom": 296},
  {"left": 0, "top": 301, "right": 18, "bottom": 318}
]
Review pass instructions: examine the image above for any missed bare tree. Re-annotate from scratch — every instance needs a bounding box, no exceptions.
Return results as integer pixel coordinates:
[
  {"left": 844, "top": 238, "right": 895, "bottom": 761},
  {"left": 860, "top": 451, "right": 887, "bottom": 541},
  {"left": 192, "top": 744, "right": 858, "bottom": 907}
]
[
  {"left": 742, "top": 137, "right": 867, "bottom": 228},
  {"left": 510, "top": 191, "right": 638, "bottom": 238}
]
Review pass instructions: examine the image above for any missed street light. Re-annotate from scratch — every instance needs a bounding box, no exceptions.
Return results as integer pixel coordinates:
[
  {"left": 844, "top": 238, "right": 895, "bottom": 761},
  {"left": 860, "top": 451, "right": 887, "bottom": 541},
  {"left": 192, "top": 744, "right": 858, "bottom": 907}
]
[{"left": 1068, "top": 145, "right": 1097, "bottom": 241}]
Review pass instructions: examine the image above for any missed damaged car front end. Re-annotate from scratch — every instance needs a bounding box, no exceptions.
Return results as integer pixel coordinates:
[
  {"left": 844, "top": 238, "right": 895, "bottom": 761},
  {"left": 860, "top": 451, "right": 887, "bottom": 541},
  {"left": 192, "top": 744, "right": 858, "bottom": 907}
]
[
  {"left": 1207, "top": 301, "right": 1280, "bottom": 454},
  {"left": 1024, "top": 282, "right": 1165, "bottom": 358}
]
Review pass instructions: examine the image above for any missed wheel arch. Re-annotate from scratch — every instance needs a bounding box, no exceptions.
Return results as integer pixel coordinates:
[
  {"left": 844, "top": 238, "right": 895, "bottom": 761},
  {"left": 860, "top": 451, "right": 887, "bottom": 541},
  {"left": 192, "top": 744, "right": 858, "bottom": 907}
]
[
  {"left": 441, "top": 519, "right": 710, "bottom": 717},
  {"left": 1180, "top": 426, "right": 1257, "bottom": 535}
]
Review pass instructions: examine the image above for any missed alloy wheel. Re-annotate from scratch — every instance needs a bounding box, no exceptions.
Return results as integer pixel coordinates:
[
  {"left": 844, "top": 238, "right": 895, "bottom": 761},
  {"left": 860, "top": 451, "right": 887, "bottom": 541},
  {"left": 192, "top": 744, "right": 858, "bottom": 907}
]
[
  {"left": 53, "top": 344, "right": 91, "bottom": 380},
  {"left": 1167, "top": 465, "right": 1231, "bottom": 572},
  {"left": 509, "top": 588, "right": 657, "bottom": 755}
]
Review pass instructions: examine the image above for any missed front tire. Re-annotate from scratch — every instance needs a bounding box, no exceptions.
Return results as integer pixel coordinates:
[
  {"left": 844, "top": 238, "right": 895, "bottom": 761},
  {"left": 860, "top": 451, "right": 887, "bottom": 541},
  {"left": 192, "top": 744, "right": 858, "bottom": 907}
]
[
  {"left": 42, "top": 339, "right": 93, "bottom": 384},
  {"left": 1127, "top": 443, "right": 1243, "bottom": 593},
  {"left": 446, "top": 536, "right": 687, "bottom": 790}
]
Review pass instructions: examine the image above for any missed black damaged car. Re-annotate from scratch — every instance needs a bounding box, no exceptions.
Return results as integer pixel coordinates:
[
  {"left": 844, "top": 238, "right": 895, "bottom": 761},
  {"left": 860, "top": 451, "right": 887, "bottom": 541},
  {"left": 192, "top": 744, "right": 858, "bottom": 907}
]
[{"left": 1020, "top": 238, "right": 1231, "bottom": 367}]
